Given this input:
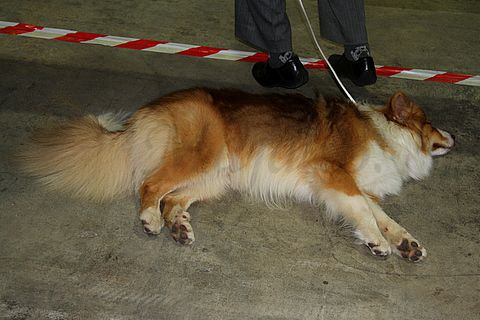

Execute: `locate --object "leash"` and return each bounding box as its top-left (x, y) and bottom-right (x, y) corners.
top-left (297, 0), bottom-right (357, 104)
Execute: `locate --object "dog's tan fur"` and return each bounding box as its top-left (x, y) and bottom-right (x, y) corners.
top-left (18, 88), bottom-right (455, 261)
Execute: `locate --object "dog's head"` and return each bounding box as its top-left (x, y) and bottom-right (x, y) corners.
top-left (377, 91), bottom-right (455, 181)
top-left (384, 91), bottom-right (455, 157)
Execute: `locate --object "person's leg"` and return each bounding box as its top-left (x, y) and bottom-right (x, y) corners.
top-left (235, 0), bottom-right (308, 89)
top-left (235, 0), bottom-right (292, 53)
top-left (317, 0), bottom-right (376, 86)
top-left (317, 0), bottom-right (368, 47)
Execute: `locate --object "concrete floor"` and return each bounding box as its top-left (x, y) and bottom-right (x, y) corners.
top-left (0, 1), bottom-right (479, 319)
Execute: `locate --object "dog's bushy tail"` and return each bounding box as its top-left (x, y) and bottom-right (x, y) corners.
top-left (18, 112), bottom-right (133, 202)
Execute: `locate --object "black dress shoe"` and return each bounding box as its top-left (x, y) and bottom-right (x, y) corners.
top-left (252, 55), bottom-right (309, 89)
top-left (328, 54), bottom-right (377, 87)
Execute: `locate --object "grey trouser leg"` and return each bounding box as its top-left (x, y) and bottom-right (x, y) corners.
top-left (317, 0), bottom-right (368, 45)
top-left (235, 0), bottom-right (369, 51)
top-left (235, 0), bottom-right (292, 53)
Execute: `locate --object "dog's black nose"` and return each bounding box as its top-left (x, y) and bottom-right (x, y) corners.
top-left (451, 134), bottom-right (456, 141)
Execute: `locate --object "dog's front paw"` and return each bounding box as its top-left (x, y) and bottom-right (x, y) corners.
top-left (366, 241), bottom-right (391, 257)
top-left (170, 212), bottom-right (195, 245)
top-left (355, 230), bottom-right (391, 257)
top-left (140, 207), bottom-right (164, 235)
top-left (394, 238), bottom-right (427, 262)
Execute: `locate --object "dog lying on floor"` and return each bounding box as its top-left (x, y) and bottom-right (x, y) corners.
top-left (19, 88), bottom-right (455, 262)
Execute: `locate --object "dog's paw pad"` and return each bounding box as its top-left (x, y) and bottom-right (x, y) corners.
top-left (396, 239), bottom-right (426, 262)
top-left (171, 212), bottom-right (195, 245)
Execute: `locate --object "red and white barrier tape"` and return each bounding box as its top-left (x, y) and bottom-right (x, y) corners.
top-left (1, 21), bottom-right (479, 87)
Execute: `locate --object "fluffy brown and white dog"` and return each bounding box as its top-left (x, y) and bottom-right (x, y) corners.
top-left (19, 88), bottom-right (455, 262)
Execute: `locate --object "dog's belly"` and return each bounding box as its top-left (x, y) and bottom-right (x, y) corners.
top-left (228, 148), bottom-right (315, 206)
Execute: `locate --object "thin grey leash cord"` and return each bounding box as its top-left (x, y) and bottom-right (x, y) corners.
top-left (297, 0), bottom-right (357, 104)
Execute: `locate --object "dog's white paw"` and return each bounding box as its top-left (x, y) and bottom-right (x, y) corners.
top-left (355, 230), bottom-right (392, 257)
top-left (365, 239), bottom-right (392, 257)
top-left (140, 207), bottom-right (163, 235)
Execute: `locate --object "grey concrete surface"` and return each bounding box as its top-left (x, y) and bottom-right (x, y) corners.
top-left (0, 1), bottom-right (479, 319)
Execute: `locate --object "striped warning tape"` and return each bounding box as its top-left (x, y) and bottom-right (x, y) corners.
top-left (1, 21), bottom-right (479, 87)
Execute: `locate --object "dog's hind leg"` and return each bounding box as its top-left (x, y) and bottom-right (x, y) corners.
top-left (366, 198), bottom-right (427, 262)
top-left (161, 171), bottom-right (229, 244)
top-left (136, 109), bottom-right (227, 236)
top-left (138, 152), bottom-right (211, 234)
top-left (138, 160), bottom-right (208, 235)
top-left (161, 194), bottom-right (196, 245)
top-left (138, 169), bottom-right (181, 235)
top-left (139, 148), bottom-right (229, 236)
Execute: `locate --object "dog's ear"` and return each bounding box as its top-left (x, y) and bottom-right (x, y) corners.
top-left (387, 91), bottom-right (414, 124)
top-left (386, 91), bottom-right (424, 125)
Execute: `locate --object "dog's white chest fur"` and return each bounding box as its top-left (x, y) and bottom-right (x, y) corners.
top-left (354, 141), bottom-right (403, 198)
